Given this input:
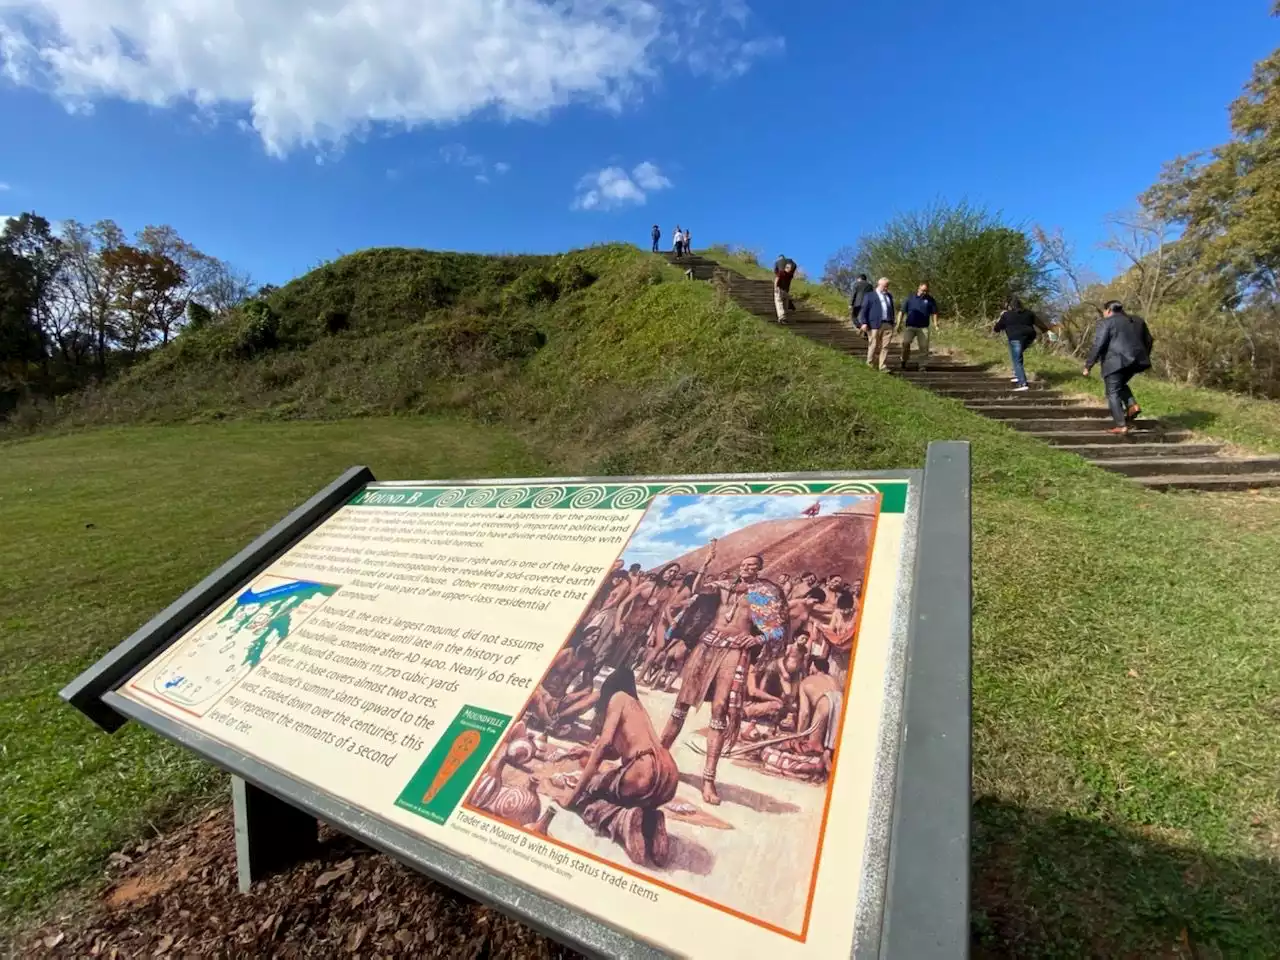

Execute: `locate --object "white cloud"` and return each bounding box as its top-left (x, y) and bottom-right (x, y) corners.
top-left (438, 143), bottom-right (507, 185)
top-left (440, 144), bottom-right (483, 170)
top-left (631, 160), bottom-right (671, 191)
top-left (0, 182), bottom-right (9, 191)
top-left (572, 160), bottom-right (671, 211)
top-left (0, 1), bottom-right (782, 157)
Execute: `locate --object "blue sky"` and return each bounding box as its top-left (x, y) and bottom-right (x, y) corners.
top-left (624, 494), bottom-right (873, 569)
top-left (0, 1), bottom-right (1275, 287)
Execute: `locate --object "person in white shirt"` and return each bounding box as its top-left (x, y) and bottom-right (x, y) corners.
top-left (672, 225), bottom-right (684, 259)
top-left (856, 277), bottom-right (896, 370)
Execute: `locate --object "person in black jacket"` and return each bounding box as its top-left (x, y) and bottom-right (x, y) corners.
top-left (848, 274), bottom-right (872, 334)
top-left (1083, 300), bottom-right (1154, 434)
top-left (992, 297), bottom-right (1049, 390)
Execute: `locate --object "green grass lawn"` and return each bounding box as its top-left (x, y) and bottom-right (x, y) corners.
top-left (4, 246), bottom-right (1280, 955)
top-left (0, 418), bottom-right (545, 928)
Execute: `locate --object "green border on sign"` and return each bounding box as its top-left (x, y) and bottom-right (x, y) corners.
top-left (350, 479), bottom-right (908, 514)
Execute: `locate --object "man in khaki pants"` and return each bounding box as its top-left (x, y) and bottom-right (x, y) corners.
top-left (857, 277), bottom-right (896, 370)
top-left (898, 282), bottom-right (939, 370)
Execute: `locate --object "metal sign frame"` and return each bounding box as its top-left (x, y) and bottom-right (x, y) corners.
top-left (63, 441), bottom-right (971, 959)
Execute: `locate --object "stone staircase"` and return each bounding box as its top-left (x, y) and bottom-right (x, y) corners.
top-left (666, 251), bottom-right (1280, 491)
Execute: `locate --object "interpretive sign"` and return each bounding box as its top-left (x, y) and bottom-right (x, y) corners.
top-left (65, 444), bottom-right (971, 960)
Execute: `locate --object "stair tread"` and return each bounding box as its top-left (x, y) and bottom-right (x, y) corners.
top-left (1135, 473), bottom-right (1280, 489)
top-left (1103, 456), bottom-right (1280, 467)
top-left (1069, 443), bottom-right (1223, 457)
top-left (1026, 431), bottom-right (1194, 443)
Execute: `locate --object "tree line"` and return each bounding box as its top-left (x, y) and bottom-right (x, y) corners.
top-left (1, 213), bottom-right (253, 411)
top-left (821, 3), bottom-right (1280, 398)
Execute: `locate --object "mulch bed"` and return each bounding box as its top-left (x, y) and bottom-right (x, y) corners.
top-left (12, 805), bottom-right (584, 959)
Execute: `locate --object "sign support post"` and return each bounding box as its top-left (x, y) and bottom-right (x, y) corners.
top-left (232, 775), bottom-right (321, 893)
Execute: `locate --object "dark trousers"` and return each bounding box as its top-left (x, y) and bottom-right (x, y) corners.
top-left (674, 241), bottom-right (684, 258)
top-left (652, 238), bottom-right (660, 252)
top-left (1103, 367), bottom-right (1139, 426)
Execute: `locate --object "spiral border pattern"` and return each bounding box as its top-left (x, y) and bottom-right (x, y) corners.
top-left (762, 482), bottom-right (810, 495)
top-left (656, 483), bottom-right (698, 496)
top-left (463, 487), bottom-right (498, 508)
top-left (353, 479), bottom-right (905, 511)
top-left (608, 485), bottom-right (651, 509)
top-left (568, 485), bottom-right (609, 509)
top-left (822, 482), bottom-right (880, 496)
top-left (530, 485), bottom-right (568, 509)
top-left (495, 486), bottom-right (531, 508)
top-left (705, 482), bottom-right (752, 495)
top-left (433, 487), bottom-right (467, 507)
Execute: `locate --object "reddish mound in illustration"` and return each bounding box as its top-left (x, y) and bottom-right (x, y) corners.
top-left (653, 504), bottom-right (877, 584)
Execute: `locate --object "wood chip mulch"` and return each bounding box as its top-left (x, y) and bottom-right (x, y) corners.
top-left (10, 805), bottom-right (586, 959)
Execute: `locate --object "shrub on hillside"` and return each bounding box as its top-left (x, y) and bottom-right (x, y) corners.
top-left (186, 302), bottom-right (213, 331)
top-left (426, 311), bottom-right (546, 372)
top-left (321, 308), bottom-right (350, 334)
top-left (235, 301), bottom-right (280, 356)
top-left (550, 258), bottom-right (597, 294)
top-left (263, 248), bottom-right (551, 337)
top-left (708, 244), bottom-right (761, 267)
top-left (503, 269), bottom-right (560, 310)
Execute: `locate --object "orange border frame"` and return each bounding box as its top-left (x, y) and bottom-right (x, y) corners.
top-left (461, 490), bottom-right (885, 943)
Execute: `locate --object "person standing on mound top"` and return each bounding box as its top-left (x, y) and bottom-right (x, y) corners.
top-left (773, 254), bottom-right (798, 324)
top-left (993, 296), bottom-right (1051, 391)
top-left (672, 224), bottom-right (684, 259)
top-left (1083, 300), bottom-right (1154, 435)
top-left (651, 224), bottom-right (661, 253)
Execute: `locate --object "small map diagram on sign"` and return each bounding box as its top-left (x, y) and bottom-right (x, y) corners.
top-left (143, 575), bottom-right (338, 716)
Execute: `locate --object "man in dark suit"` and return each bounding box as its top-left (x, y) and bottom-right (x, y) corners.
top-left (857, 277), bottom-right (895, 370)
top-left (848, 274), bottom-right (873, 334)
top-left (1083, 300), bottom-right (1155, 435)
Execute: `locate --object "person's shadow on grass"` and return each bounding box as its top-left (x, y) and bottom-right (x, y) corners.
top-left (972, 798), bottom-right (1280, 957)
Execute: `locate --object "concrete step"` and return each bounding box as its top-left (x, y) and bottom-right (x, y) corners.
top-left (898, 369), bottom-right (1030, 379)
top-left (961, 396), bottom-right (1083, 408)
top-left (1064, 442), bottom-right (1224, 461)
top-left (933, 384), bottom-right (1056, 396)
top-left (1023, 429), bottom-right (1195, 445)
top-left (1000, 418), bottom-right (1166, 434)
top-left (940, 391), bottom-right (1063, 403)
top-left (900, 376), bottom-right (1047, 389)
top-left (1136, 472), bottom-right (1280, 492)
top-left (1098, 456), bottom-right (1280, 478)
top-left (968, 404), bottom-right (1113, 420)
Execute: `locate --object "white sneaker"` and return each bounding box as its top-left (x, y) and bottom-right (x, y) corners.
top-left (1012, 385), bottom-right (1030, 392)
top-left (1009, 377), bottom-right (1020, 383)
